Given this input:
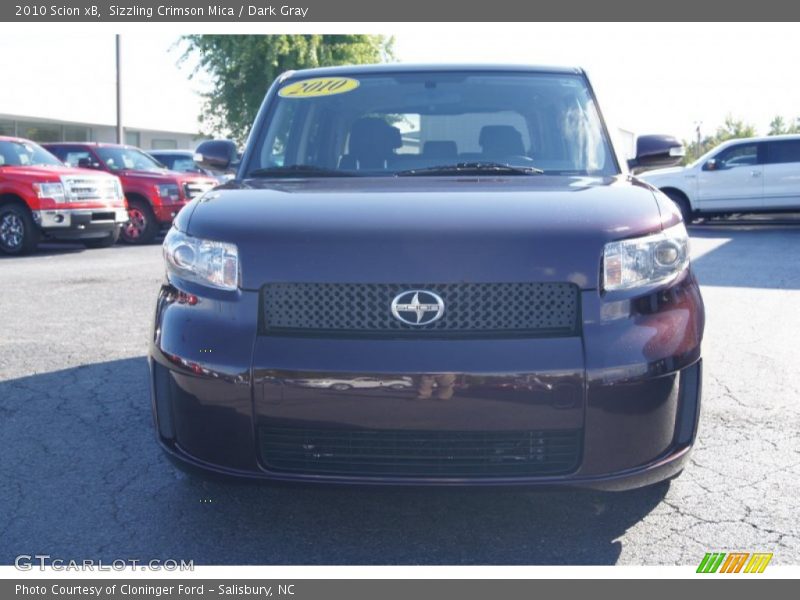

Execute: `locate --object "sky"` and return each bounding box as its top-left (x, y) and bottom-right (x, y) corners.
top-left (1, 23), bottom-right (799, 142)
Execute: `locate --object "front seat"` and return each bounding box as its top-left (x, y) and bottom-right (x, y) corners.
top-left (479, 125), bottom-right (525, 158)
top-left (340, 117), bottom-right (402, 170)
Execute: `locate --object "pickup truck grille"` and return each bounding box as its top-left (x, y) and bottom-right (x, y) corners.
top-left (261, 282), bottom-right (579, 337)
top-left (183, 180), bottom-right (215, 200)
top-left (259, 426), bottom-right (582, 478)
top-left (61, 176), bottom-right (119, 203)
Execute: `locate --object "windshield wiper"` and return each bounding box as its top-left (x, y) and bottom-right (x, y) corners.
top-left (395, 162), bottom-right (544, 176)
top-left (246, 165), bottom-right (358, 178)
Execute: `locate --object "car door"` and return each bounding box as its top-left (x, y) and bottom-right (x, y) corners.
top-left (696, 141), bottom-right (764, 211)
top-left (762, 139), bottom-right (800, 209)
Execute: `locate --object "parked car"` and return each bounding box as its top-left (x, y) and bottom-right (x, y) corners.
top-left (0, 136), bottom-right (127, 254)
top-left (149, 64), bottom-right (704, 490)
top-left (640, 134), bottom-right (800, 222)
top-left (44, 143), bottom-right (217, 244)
top-left (148, 149), bottom-right (234, 184)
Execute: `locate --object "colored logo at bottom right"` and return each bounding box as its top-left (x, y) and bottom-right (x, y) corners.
top-left (697, 552), bottom-right (773, 573)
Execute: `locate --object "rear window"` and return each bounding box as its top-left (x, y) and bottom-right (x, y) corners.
top-left (246, 71), bottom-right (617, 177)
top-left (766, 139), bottom-right (800, 164)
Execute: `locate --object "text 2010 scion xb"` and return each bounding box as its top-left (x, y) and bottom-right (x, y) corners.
top-left (149, 65), bottom-right (704, 490)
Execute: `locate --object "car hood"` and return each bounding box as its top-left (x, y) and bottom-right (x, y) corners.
top-left (182, 175), bottom-right (665, 291)
top-left (118, 169), bottom-right (216, 185)
top-left (0, 165), bottom-right (116, 182)
top-left (638, 166), bottom-right (686, 180)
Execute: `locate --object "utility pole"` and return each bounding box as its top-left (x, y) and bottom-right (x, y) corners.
top-left (115, 34), bottom-right (123, 144)
top-left (694, 121), bottom-right (702, 156)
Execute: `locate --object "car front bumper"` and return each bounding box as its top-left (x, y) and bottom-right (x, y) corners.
top-left (149, 271), bottom-right (704, 490)
top-left (33, 207), bottom-right (128, 238)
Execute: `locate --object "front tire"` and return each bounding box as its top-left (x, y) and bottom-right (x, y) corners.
top-left (82, 226), bottom-right (121, 249)
top-left (121, 199), bottom-right (158, 244)
top-left (662, 189), bottom-right (694, 224)
top-left (0, 204), bottom-right (40, 255)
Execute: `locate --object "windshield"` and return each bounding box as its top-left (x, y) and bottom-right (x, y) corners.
top-left (245, 71), bottom-right (617, 178)
top-left (95, 146), bottom-right (165, 172)
top-left (0, 140), bottom-right (63, 167)
top-left (155, 154), bottom-right (207, 174)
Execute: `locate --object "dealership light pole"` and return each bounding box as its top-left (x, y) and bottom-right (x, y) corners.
top-left (116, 34), bottom-right (123, 144)
top-left (694, 121), bottom-right (702, 156)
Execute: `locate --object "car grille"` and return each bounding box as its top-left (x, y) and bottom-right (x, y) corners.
top-left (259, 426), bottom-right (582, 478)
top-left (261, 282), bottom-right (579, 337)
top-left (61, 176), bottom-right (119, 203)
top-left (183, 180), bottom-right (215, 200)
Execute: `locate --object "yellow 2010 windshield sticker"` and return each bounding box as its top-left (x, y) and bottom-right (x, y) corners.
top-left (278, 77), bottom-right (360, 98)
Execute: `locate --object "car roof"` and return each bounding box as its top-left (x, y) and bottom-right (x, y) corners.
top-left (148, 150), bottom-right (194, 155)
top-left (0, 135), bottom-right (37, 144)
top-left (279, 63), bottom-right (584, 81)
top-left (43, 142), bottom-right (140, 150)
top-left (716, 133), bottom-right (800, 146)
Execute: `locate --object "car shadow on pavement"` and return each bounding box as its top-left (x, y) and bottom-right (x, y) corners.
top-left (0, 357), bottom-right (668, 566)
top-left (0, 242), bottom-right (89, 259)
top-left (690, 224), bottom-right (800, 289)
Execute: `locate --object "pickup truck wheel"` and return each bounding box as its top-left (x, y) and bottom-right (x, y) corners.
top-left (662, 189), bottom-right (694, 224)
top-left (82, 226), bottom-right (121, 249)
top-left (121, 199), bottom-right (158, 244)
top-left (0, 204), bottom-right (39, 255)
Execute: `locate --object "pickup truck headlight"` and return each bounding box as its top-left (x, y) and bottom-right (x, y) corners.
top-left (32, 182), bottom-right (66, 203)
top-left (603, 223), bottom-right (690, 291)
top-left (155, 183), bottom-right (181, 202)
top-left (114, 179), bottom-right (124, 201)
top-left (163, 228), bottom-right (239, 291)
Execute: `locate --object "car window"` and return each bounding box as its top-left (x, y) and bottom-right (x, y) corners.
top-left (171, 157), bottom-right (202, 172)
top-left (151, 155), bottom-right (175, 169)
top-left (766, 139), bottom-right (800, 164)
top-left (95, 147), bottom-right (165, 172)
top-left (0, 140), bottom-right (62, 167)
top-left (62, 150), bottom-right (94, 168)
top-left (249, 71), bottom-right (616, 177)
top-left (715, 143), bottom-right (759, 168)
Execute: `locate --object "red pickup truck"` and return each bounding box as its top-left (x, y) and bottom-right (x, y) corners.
top-left (0, 136), bottom-right (128, 255)
top-left (45, 143), bottom-right (218, 244)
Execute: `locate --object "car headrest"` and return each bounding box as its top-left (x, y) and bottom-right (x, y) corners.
top-left (348, 117), bottom-right (402, 158)
top-left (478, 125), bottom-right (525, 156)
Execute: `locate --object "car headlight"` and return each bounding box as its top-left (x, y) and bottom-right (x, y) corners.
top-left (155, 183), bottom-right (181, 202)
top-left (113, 178), bottom-right (124, 201)
top-left (32, 182), bottom-right (66, 203)
top-left (163, 228), bottom-right (239, 291)
top-left (603, 222), bottom-right (689, 291)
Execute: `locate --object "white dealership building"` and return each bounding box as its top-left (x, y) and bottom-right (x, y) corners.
top-left (0, 33), bottom-right (205, 150)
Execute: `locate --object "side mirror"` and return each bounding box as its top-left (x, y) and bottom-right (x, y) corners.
top-left (627, 134), bottom-right (685, 172)
top-left (702, 158), bottom-right (718, 171)
top-left (195, 139), bottom-right (238, 171)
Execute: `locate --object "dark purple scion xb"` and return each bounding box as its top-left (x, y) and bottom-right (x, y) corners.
top-left (150, 64), bottom-right (704, 490)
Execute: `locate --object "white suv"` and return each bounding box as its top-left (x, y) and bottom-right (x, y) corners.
top-left (640, 134), bottom-right (800, 222)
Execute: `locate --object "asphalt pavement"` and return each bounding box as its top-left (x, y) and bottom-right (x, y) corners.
top-left (1, 221), bottom-right (798, 565)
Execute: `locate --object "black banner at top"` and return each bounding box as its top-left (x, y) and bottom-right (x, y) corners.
top-left (2, 0), bottom-right (799, 22)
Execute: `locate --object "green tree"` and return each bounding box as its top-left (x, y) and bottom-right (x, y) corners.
top-left (767, 115), bottom-right (800, 135)
top-left (714, 115), bottom-right (757, 141)
top-left (180, 35), bottom-right (395, 143)
top-left (769, 115), bottom-right (787, 135)
top-left (680, 115), bottom-right (757, 164)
